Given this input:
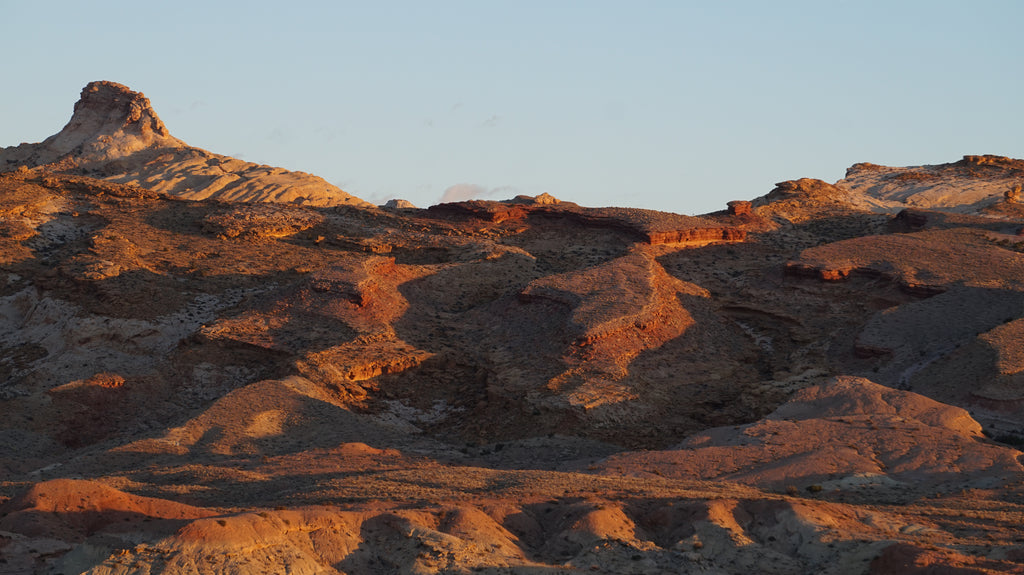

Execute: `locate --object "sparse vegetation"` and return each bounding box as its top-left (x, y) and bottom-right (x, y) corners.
top-left (1, 84), bottom-right (1024, 574)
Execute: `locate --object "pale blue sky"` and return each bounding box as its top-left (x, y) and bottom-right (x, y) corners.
top-left (2, 1), bottom-right (1021, 214)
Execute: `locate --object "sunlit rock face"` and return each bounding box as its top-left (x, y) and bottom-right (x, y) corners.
top-left (0, 81), bottom-right (371, 207)
top-left (2, 84), bottom-right (1024, 573)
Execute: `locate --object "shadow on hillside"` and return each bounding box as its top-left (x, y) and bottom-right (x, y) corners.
top-left (334, 511), bottom-right (577, 574)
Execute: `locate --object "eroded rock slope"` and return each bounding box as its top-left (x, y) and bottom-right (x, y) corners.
top-left (0, 82), bottom-right (370, 207)
top-left (3, 87), bottom-right (1024, 573)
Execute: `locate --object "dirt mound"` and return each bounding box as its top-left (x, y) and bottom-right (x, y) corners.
top-left (117, 376), bottom-right (415, 458)
top-left (0, 478), bottom-right (213, 541)
top-left (771, 376), bottom-right (983, 436)
top-left (869, 542), bottom-right (1024, 575)
top-left (593, 377), bottom-right (1022, 491)
top-left (24, 492), bottom-right (1024, 575)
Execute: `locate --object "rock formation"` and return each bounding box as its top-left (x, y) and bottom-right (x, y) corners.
top-left (383, 198), bottom-right (417, 209)
top-left (3, 87), bottom-right (1024, 572)
top-left (0, 81), bottom-right (371, 207)
top-left (836, 155), bottom-right (1024, 214)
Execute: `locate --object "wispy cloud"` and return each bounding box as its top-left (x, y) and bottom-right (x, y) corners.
top-left (439, 183), bottom-right (515, 204)
top-left (440, 183), bottom-right (487, 203)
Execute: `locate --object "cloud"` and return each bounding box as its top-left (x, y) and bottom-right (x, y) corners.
top-left (440, 183), bottom-right (487, 203)
top-left (439, 183), bottom-right (515, 204)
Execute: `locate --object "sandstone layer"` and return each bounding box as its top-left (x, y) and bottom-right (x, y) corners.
top-left (837, 155), bottom-right (1024, 214)
top-left (3, 89), bottom-right (1024, 572)
top-left (0, 82), bottom-right (370, 207)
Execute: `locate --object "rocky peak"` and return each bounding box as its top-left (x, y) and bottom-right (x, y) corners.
top-left (40, 81), bottom-right (183, 160)
top-left (0, 82), bottom-right (371, 207)
top-left (383, 198), bottom-right (417, 209)
top-left (75, 81), bottom-right (170, 137)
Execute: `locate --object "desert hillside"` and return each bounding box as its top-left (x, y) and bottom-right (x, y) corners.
top-left (2, 83), bottom-right (1024, 574)
top-left (0, 82), bottom-right (370, 208)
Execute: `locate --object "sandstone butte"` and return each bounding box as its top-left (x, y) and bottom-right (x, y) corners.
top-left (1, 82), bottom-right (1024, 574)
top-left (0, 81), bottom-right (371, 208)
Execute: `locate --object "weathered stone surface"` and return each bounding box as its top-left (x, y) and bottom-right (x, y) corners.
top-left (2, 92), bottom-right (1024, 573)
top-left (383, 198), bottom-right (417, 209)
top-left (595, 377), bottom-right (1021, 489)
top-left (429, 196), bottom-right (748, 245)
top-left (0, 82), bottom-right (371, 207)
top-left (727, 199), bottom-right (752, 215)
top-left (837, 155), bottom-right (1024, 214)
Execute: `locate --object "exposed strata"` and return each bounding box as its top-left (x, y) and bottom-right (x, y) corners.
top-left (521, 248), bottom-right (709, 409)
top-left (4, 87), bottom-right (1024, 572)
top-left (427, 196), bottom-right (750, 245)
top-left (3, 431), bottom-right (1023, 574)
top-left (750, 177), bottom-right (863, 224)
top-left (0, 82), bottom-right (371, 207)
top-left (837, 155), bottom-right (1024, 214)
top-left (785, 228), bottom-right (1024, 291)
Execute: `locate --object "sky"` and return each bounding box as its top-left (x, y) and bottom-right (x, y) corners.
top-left (2, 1), bottom-right (1022, 215)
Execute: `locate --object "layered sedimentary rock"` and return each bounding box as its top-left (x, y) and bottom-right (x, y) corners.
top-left (836, 155), bottom-right (1024, 214)
top-left (4, 86), bottom-right (1024, 572)
top-left (427, 195), bottom-right (751, 245)
top-left (0, 82), bottom-right (370, 207)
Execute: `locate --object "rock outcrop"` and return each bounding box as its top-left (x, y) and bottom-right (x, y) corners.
top-left (428, 196), bottom-right (749, 245)
top-left (14, 81), bottom-right (183, 165)
top-left (0, 82), bottom-right (371, 207)
top-left (521, 248), bottom-right (709, 409)
top-left (383, 198), bottom-right (417, 209)
top-left (837, 155), bottom-right (1024, 214)
top-left (785, 228), bottom-right (1024, 291)
top-left (5, 89), bottom-right (1024, 573)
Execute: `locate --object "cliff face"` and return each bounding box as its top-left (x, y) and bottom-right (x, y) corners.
top-left (0, 81), bottom-right (371, 207)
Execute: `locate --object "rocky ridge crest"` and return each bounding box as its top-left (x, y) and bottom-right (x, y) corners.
top-left (3, 86), bottom-right (1024, 572)
top-left (0, 81), bottom-right (370, 207)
